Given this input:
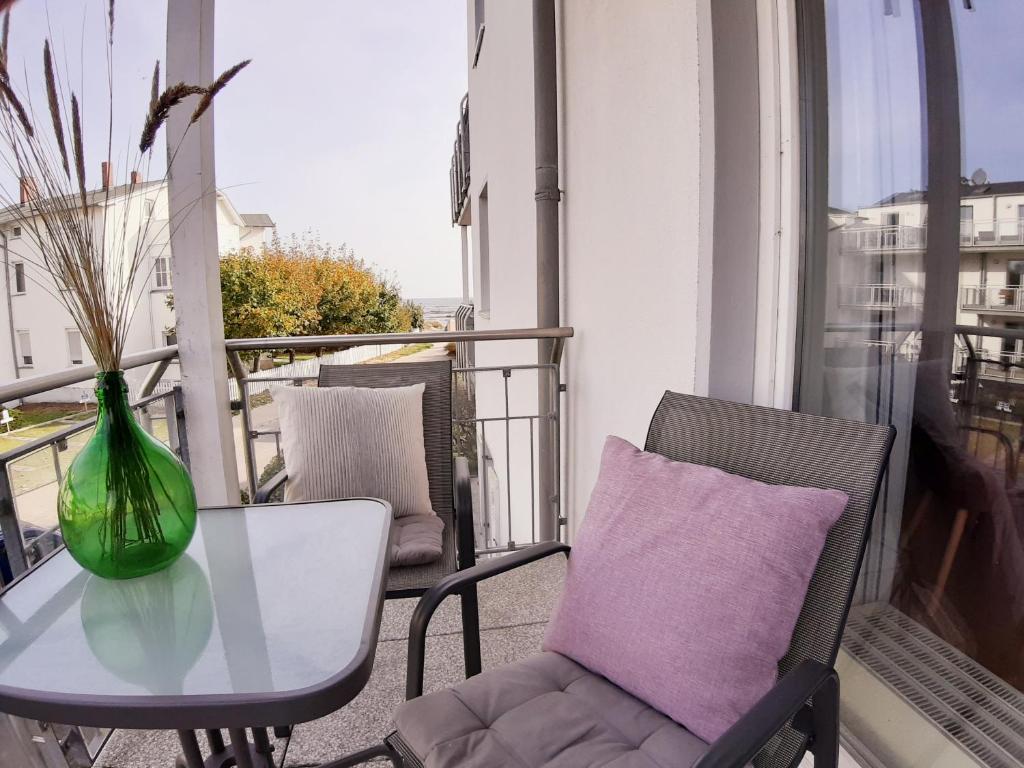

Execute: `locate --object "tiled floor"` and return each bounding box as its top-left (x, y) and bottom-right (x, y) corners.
top-left (96, 554), bottom-right (567, 767)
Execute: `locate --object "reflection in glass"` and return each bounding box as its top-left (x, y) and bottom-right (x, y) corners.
top-left (80, 555), bottom-right (213, 695)
top-left (799, 0), bottom-right (1024, 765)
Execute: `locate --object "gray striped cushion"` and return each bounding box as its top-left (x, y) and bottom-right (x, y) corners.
top-left (273, 384), bottom-right (435, 518)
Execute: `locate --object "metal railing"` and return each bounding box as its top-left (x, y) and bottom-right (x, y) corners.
top-left (225, 326), bottom-right (572, 551)
top-left (961, 284), bottom-right (1024, 313)
top-left (450, 94), bottom-right (470, 225)
top-left (839, 224), bottom-right (927, 252)
top-left (839, 283), bottom-right (919, 310)
top-left (0, 347), bottom-right (184, 587)
top-left (960, 218), bottom-right (1024, 247)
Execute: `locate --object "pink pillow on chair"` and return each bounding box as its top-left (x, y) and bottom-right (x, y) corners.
top-left (543, 436), bottom-right (848, 742)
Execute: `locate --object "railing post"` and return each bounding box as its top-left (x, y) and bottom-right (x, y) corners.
top-left (171, 387), bottom-right (191, 470)
top-left (0, 464), bottom-right (27, 579)
top-left (228, 351), bottom-right (258, 501)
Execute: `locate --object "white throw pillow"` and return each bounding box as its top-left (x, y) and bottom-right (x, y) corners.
top-left (273, 383), bottom-right (435, 517)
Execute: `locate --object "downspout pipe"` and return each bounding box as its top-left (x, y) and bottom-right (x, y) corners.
top-left (534, 0), bottom-right (561, 541)
top-left (2, 232), bottom-right (20, 400)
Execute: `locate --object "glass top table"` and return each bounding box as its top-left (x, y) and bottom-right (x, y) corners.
top-left (0, 498), bottom-right (392, 734)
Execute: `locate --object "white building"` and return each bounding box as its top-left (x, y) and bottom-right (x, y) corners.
top-left (830, 180), bottom-right (1024, 368)
top-left (0, 172), bottom-right (272, 402)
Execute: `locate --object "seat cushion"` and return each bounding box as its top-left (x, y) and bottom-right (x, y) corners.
top-left (392, 652), bottom-right (711, 768)
top-left (273, 383), bottom-right (434, 517)
top-left (391, 514), bottom-right (445, 566)
top-left (543, 436), bottom-right (847, 742)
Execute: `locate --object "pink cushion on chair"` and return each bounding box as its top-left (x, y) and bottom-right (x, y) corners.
top-left (543, 435), bottom-right (848, 743)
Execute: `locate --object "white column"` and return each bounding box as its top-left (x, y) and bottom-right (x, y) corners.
top-left (166, 0), bottom-right (240, 506)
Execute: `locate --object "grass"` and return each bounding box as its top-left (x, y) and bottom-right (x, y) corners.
top-left (3, 403), bottom-right (95, 430)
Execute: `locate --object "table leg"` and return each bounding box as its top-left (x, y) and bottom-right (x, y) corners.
top-left (176, 731), bottom-right (205, 768)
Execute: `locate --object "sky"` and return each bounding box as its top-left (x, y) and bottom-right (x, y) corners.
top-left (826, 0), bottom-right (1024, 211)
top-left (3, 0), bottom-right (468, 299)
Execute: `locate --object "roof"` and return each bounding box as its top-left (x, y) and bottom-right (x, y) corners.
top-left (873, 179), bottom-right (1024, 207)
top-left (0, 180), bottom-right (164, 223)
top-left (241, 213), bottom-right (275, 228)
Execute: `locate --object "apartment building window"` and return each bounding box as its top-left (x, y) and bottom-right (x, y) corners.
top-left (144, 199), bottom-right (155, 218)
top-left (66, 329), bottom-right (84, 365)
top-left (163, 330), bottom-right (177, 346)
top-left (16, 330), bottom-right (32, 367)
top-left (154, 255), bottom-right (172, 289)
top-left (12, 262), bottom-right (25, 294)
top-left (10, 225), bottom-right (20, 239)
top-left (477, 185), bottom-right (490, 314)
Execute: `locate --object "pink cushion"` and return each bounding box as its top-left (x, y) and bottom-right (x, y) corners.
top-left (543, 435), bottom-right (848, 743)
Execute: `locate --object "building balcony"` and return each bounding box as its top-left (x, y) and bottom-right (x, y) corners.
top-left (450, 94), bottom-right (470, 226)
top-left (838, 283), bottom-right (919, 311)
top-left (960, 218), bottom-right (1024, 248)
top-left (960, 284), bottom-right (1024, 314)
top-left (839, 224), bottom-right (927, 252)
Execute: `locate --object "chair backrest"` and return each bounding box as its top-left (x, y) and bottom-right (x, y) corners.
top-left (318, 359), bottom-right (454, 513)
top-left (645, 392), bottom-right (894, 767)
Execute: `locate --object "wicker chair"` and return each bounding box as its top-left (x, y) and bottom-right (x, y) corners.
top-left (367, 392), bottom-right (894, 768)
top-left (254, 359), bottom-right (481, 676)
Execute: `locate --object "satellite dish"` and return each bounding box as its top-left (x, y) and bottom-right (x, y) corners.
top-left (970, 168), bottom-right (988, 186)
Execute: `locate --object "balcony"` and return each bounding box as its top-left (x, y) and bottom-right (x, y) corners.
top-left (449, 95), bottom-right (470, 226)
top-left (0, 327), bottom-right (569, 766)
top-left (838, 283), bottom-right (919, 311)
top-left (839, 224), bottom-right (927, 252)
top-left (960, 284), bottom-right (1024, 314)
top-left (960, 218), bottom-right (1024, 248)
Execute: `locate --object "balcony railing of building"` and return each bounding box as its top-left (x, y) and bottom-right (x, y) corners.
top-left (960, 285), bottom-right (1024, 313)
top-left (226, 326), bottom-right (570, 554)
top-left (0, 327), bottom-right (571, 592)
top-left (960, 218), bottom-right (1024, 248)
top-left (839, 283), bottom-right (920, 310)
top-left (954, 346), bottom-right (1024, 383)
top-left (450, 94), bottom-right (470, 225)
top-left (840, 224), bottom-right (927, 252)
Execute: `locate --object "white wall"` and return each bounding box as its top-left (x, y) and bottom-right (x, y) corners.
top-left (464, 0), bottom-right (545, 547)
top-left (560, 0), bottom-right (704, 533)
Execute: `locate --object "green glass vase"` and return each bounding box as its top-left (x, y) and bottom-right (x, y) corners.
top-left (58, 371), bottom-right (198, 580)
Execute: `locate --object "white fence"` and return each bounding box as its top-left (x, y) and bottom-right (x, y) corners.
top-left (227, 343), bottom-right (407, 400)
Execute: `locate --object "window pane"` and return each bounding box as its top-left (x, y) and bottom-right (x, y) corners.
top-left (67, 329), bottom-right (83, 365)
top-left (13, 262), bottom-right (25, 293)
top-left (17, 330), bottom-right (31, 365)
top-left (798, 1), bottom-right (1024, 764)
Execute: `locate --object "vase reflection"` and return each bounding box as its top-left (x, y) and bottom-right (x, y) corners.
top-left (80, 554), bottom-right (213, 695)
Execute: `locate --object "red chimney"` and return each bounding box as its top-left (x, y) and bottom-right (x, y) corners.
top-left (101, 161), bottom-right (113, 190)
top-left (19, 176), bottom-right (37, 204)
top-left (130, 170), bottom-right (142, 185)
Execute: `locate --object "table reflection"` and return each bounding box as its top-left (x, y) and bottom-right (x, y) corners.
top-left (80, 554), bottom-right (213, 695)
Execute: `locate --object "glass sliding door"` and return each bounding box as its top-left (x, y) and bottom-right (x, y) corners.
top-left (796, 1), bottom-right (1024, 765)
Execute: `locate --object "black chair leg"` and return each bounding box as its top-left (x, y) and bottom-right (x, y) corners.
top-left (811, 673), bottom-right (840, 768)
top-left (461, 584), bottom-right (482, 678)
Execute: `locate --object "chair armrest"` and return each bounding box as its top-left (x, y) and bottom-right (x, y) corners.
top-left (253, 469), bottom-right (288, 504)
top-left (454, 456), bottom-right (476, 569)
top-left (406, 540), bottom-right (571, 699)
top-left (694, 660), bottom-right (839, 768)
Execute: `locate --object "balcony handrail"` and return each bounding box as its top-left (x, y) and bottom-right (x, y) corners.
top-left (0, 345), bottom-right (178, 405)
top-left (224, 326), bottom-right (574, 355)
